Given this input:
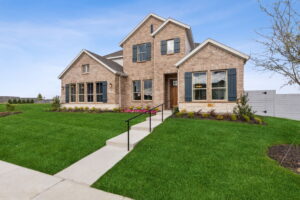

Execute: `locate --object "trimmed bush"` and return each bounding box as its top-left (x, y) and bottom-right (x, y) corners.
top-left (84, 107), bottom-right (89, 111)
top-left (173, 106), bottom-right (179, 114)
top-left (6, 103), bottom-right (15, 112)
top-left (91, 107), bottom-right (97, 112)
top-left (129, 106), bottom-right (134, 110)
top-left (74, 107), bottom-right (79, 111)
top-left (230, 114), bottom-right (237, 121)
top-left (136, 106), bottom-right (142, 110)
top-left (61, 107), bottom-right (67, 111)
top-left (181, 109), bottom-right (187, 114)
top-left (187, 112), bottom-right (194, 118)
top-left (254, 117), bottom-right (263, 124)
top-left (113, 108), bottom-right (121, 112)
top-left (242, 114), bottom-right (250, 122)
top-left (175, 112), bottom-right (184, 117)
top-left (216, 115), bottom-right (224, 120)
top-left (201, 113), bottom-right (210, 118)
top-left (51, 96), bottom-right (60, 111)
top-left (67, 107), bottom-right (73, 112)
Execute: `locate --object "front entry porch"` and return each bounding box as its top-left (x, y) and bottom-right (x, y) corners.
top-left (164, 73), bottom-right (178, 109)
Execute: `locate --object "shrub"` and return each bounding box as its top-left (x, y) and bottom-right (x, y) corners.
top-left (254, 117), bottom-right (263, 124)
top-left (26, 99), bottom-right (30, 104)
top-left (155, 107), bottom-right (160, 112)
top-left (61, 107), bottom-right (67, 112)
top-left (17, 99), bottom-right (21, 104)
top-left (8, 99), bottom-right (12, 104)
top-left (129, 106), bottom-right (134, 110)
top-left (187, 112), bottom-right (194, 118)
top-left (84, 107), bottom-right (89, 112)
top-left (91, 107), bottom-right (97, 112)
top-left (6, 103), bottom-right (15, 112)
top-left (223, 112), bottom-right (231, 120)
top-left (30, 99), bottom-right (34, 103)
top-left (181, 109), bottom-right (187, 114)
top-left (12, 99), bottom-right (17, 104)
top-left (51, 96), bottom-right (60, 111)
top-left (67, 107), bottom-right (73, 112)
top-left (74, 107), bottom-right (79, 112)
top-left (173, 106), bottom-right (179, 114)
top-left (175, 112), bottom-right (184, 117)
top-left (79, 107), bottom-right (84, 111)
top-left (230, 114), bottom-right (237, 121)
top-left (216, 115), bottom-right (224, 120)
top-left (201, 113), bottom-right (210, 118)
top-left (145, 105), bottom-right (150, 110)
top-left (113, 108), bottom-right (121, 112)
top-left (234, 94), bottom-right (255, 119)
top-left (209, 109), bottom-right (217, 117)
top-left (136, 106), bottom-right (142, 110)
top-left (96, 108), bottom-right (102, 113)
top-left (242, 114), bottom-right (250, 122)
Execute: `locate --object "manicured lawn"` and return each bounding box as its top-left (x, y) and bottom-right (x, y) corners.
top-left (0, 104), bottom-right (145, 174)
top-left (93, 117), bottom-right (300, 200)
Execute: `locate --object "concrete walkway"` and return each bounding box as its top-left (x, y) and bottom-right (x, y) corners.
top-left (55, 110), bottom-right (172, 185)
top-left (0, 110), bottom-right (172, 199)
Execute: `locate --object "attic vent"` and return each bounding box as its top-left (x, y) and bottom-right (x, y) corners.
top-left (150, 24), bottom-right (154, 33)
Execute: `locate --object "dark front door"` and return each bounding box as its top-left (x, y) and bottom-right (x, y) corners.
top-left (170, 79), bottom-right (178, 108)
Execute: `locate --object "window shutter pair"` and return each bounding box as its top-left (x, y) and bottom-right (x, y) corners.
top-left (174, 38), bottom-right (180, 53)
top-left (184, 69), bottom-right (237, 102)
top-left (65, 84), bottom-right (70, 103)
top-left (146, 42), bottom-right (151, 61)
top-left (102, 81), bottom-right (107, 103)
top-left (132, 45), bottom-right (137, 62)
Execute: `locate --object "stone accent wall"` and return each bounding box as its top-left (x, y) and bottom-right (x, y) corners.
top-left (60, 52), bottom-right (120, 106)
top-left (179, 102), bottom-right (236, 113)
top-left (178, 43), bottom-right (245, 113)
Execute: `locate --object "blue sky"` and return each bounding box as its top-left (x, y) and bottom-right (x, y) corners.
top-left (0, 0), bottom-right (299, 98)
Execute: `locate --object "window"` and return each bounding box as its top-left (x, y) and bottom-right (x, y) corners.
top-left (212, 71), bottom-right (227, 100)
top-left (133, 80), bottom-right (141, 100)
top-left (144, 80), bottom-right (152, 100)
top-left (137, 43), bottom-right (147, 62)
top-left (78, 83), bottom-right (84, 102)
top-left (150, 24), bottom-right (154, 33)
top-left (82, 64), bottom-right (90, 73)
top-left (167, 39), bottom-right (174, 54)
top-left (96, 82), bottom-right (103, 102)
top-left (70, 84), bottom-right (76, 102)
top-left (87, 83), bottom-right (94, 102)
top-left (193, 72), bottom-right (207, 100)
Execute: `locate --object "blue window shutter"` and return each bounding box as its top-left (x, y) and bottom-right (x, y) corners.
top-left (174, 38), bottom-right (180, 53)
top-left (228, 68), bottom-right (237, 101)
top-left (146, 42), bottom-right (151, 61)
top-left (102, 81), bottom-right (107, 103)
top-left (132, 45), bottom-right (137, 62)
top-left (161, 40), bottom-right (167, 55)
top-left (184, 72), bottom-right (192, 102)
top-left (65, 84), bottom-right (69, 103)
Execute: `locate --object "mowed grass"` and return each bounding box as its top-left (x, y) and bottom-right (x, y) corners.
top-left (0, 104), bottom-right (145, 174)
top-left (94, 117), bottom-right (300, 200)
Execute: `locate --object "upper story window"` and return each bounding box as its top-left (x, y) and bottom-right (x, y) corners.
top-left (212, 71), bottom-right (227, 100)
top-left (132, 80), bottom-right (141, 100)
top-left (161, 38), bottom-right (180, 55)
top-left (82, 64), bottom-right (90, 74)
top-left (132, 43), bottom-right (151, 62)
top-left (193, 72), bottom-right (207, 100)
top-left (150, 24), bottom-right (154, 33)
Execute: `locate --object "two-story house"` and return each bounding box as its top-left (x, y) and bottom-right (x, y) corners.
top-left (58, 13), bottom-right (249, 112)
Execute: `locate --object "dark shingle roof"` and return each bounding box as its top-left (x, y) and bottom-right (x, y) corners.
top-left (104, 50), bottom-right (123, 58)
top-left (86, 50), bottom-right (124, 74)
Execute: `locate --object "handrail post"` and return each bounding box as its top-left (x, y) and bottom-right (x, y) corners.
top-left (162, 104), bottom-right (164, 122)
top-left (149, 110), bottom-right (152, 132)
top-left (127, 121), bottom-right (130, 151)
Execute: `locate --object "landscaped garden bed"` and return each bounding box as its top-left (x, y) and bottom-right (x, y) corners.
top-left (268, 144), bottom-right (300, 174)
top-left (0, 111), bottom-right (22, 117)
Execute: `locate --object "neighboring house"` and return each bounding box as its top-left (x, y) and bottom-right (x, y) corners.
top-left (58, 13), bottom-right (249, 112)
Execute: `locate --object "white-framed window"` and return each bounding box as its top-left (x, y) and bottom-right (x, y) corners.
top-left (78, 83), bottom-right (84, 102)
top-left (133, 80), bottom-right (141, 100)
top-left (212, 70), bottom-right (227, 100)
top-left (70, 84), bottom-right (76, 102)
top-left (143, 80), bottom-right (152, 100)
top-left (87, 82), bottom-right (94, 102)
top-left (167, 39), bottom-right (174, 54)
top-left (82, 64), bottom-right (90, 73)
top-left (192, 72), bottom-right (207, 100)
top-left (137, 44), bottom-right (147, 62)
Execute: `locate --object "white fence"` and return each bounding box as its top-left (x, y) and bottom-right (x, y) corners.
top-left (246, 90), bottom-right (300, 121)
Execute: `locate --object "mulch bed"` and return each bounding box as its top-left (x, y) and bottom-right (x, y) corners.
top-left (268, 144), bottom-right (300, 174)
top-left (0, 112), bottom-right (22, 117)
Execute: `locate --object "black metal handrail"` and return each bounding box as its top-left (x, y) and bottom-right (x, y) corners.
top-left (125, 104), bottom-right (164, 151)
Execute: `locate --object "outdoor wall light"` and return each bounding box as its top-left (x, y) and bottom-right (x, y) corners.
top-left (109, 83), bottom-right (113, 88)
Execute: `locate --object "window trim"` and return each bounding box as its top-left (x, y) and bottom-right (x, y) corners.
top-left (82, 64), bottom-right (90, 74)
top-left (137, 43), bottom-right (147, 62)
top-left (78, 83), bottom-right (85, 102)
top-left (211, 70), bottom-right (228, 101)
top-left (143, 79), bottom-right (153, 101)
top-left (70, 83), bottom-right (76, 102)
top-left (132, 80), bottom-right (142, 101)
top-left (96, 82), bottom-right (104, 102)
top-left (87, 82), bottom-right (94, 102)
top-left (166, 39), bottom-right (175, 54)
top-left (192, 71), bottom-right (207, 101)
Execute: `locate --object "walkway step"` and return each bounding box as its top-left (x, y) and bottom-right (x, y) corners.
top-left (106, 130), bottom-right (149, 149)
top-left (55, 146), bottom-right (128, 185)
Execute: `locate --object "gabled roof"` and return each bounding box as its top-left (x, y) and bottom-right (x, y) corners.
top-left (58, 49), bottom-right (126, 79)
top-left (151, 18), bottom-right (194, 49)
top-left (104, 50), bottom-right (123, 59)
top-left (119, 13), bottom-right (165, 46)
top-left (175, 39), bottom-right (250, 67)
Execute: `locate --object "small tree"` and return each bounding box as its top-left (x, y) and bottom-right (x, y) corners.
top-left (233, 94), bottom-right (255, 119)
top-left (12, 99), bottom-right (17, 104)
top-left (6, 103), bottom-right (15, 112)
top-left (21, 99), bottom-right (26, 104)
top-left (51, 96), bottom-right (60, 111)
top-left (17, 99), bottom-right (21, 104)
top-left (37, 93), bottom-right (43, 101)
top-left (26, 99), bottom-right (30, 104)
top-left (30, 99), bottom-right (34, 103)
top-left (8, 99), bottom-right (12, 104)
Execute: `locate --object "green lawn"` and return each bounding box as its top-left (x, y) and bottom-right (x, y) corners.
top-left (93, 117), bottom-right (300, 200)
top-left (0, 104), bottom-right (145, 174)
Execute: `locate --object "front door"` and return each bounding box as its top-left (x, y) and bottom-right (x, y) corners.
top-left (170, 79), bottom-right (178, 108)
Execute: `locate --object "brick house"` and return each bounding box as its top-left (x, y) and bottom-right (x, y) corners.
top-left (58, 13), bottom-right (249, 112)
